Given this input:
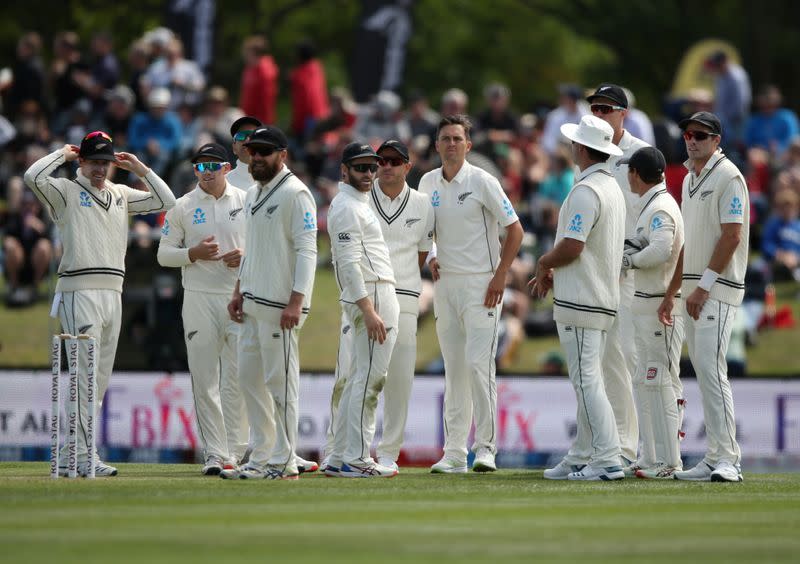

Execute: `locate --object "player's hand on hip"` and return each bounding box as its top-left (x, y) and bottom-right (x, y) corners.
top-left (657, 296), bottom-right (675, 326)
top-left (63, 144), bottom-right (80, 162)
top-left (280, 303), bottom-right (301, 330)
top-left (189, 235), bottom-right (220, 262)
top-left (685, 287), bottom-right (709, 321)
top-left (428, 257), bottom-right (440, 281)
top-left (484, 272), bottom-right (505, 308)
top-left (364, 310), bottom-right (387, 344)
top-left (228, 292), bottom-right (244, 323)
top-left (220, 248), bottom-right (243, 268)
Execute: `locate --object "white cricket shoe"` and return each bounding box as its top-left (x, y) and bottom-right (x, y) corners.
top-left (81, 460), bottom-right (118, 477)
top-left (635, 464), bottom-right (679, 479)
top-left (472, 448), bottom-right (497, 473)
top-left (377, 457), bottom-right (399, 473)
top-left (323, 464), bottom-right (342, 477)
top-left (567, 464), bottom-right (624, 481)
top-left (340, 460), bottom-right (398, 478)
top-left (201, 455), bottom-right (224, 476)
top-left (673, 461), bottom-right (715, 482)
top-left (710, 461), bottom-right (743, 483)
top-left (295, 455), bottom-right (319, 474)
top-left (430, 458), bottom-right (468, 474)
top-left (543, 460), bottom-right (585, 480)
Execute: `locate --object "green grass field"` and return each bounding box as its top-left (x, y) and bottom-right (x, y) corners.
top-left (1, 463), bottom-right (799, 563)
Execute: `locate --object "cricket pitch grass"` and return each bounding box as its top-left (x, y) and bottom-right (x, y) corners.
top-left (1, 463), bottom-right (799, 563)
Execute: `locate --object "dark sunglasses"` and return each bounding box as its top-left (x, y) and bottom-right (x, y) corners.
top-left (590, 103), bottom-right (625, 115)
top-left (349, 163), bottom-right (378, 173)
top-left (378, 157), bottom-right (406, 167)
top-left (246, 145), bottom-right (280, 157)
top-left (683, 130), bottom-right (719, 141)
top-left (233, 129), bottom-right (256, 142)
top-left (194, 162), bottom-right (227, 172)
top-left (84, 130), bottom-right (113, 143)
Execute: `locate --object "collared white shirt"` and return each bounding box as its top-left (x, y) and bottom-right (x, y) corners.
top-left (226, 159), bottom-right (255, 190)
top-left (608, 129), bottom-right (650, 236)
top-left (418, 160), bottom-right (518, 275)
top-left (158, 181), bottom-right (247, 294)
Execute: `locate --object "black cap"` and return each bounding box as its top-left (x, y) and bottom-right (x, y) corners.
top-left (679, 111), bottom-right (722, 135)
top-left (191, 142), bottom-right (228, 163)
top-left (619, 147), bottom-right (666, 180)
top-left (230, 115), bottom-right (262, 137)
top-left (244, 126), bottom-right (288, 149)
top-left (377, 139), bottom-right (409, 161)
top-left (79, 131), bottom-right (115, 162)
top-left (586, 83), bottom-right (628, 108)
top-left (342, 142), bottom-right (379, 164)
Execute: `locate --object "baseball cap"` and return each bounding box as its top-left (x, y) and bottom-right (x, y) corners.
top-left (679, 111), bottom-right (722, 135)
top-left (586, 83), bottom-right (628, 108)
top-left (230, 115), bottom-right (262, 137)
top-left (342, 142), bottom-right (379, 164)
top-left (244, 126), bottom-right (288, 149)
top-left (191, 142), bottom-right (228, 163)
top-left (377, 139), bottom-right (409, 161)
top-left (619, 147), bottom-right (666, 180)
top-left (79, 131), bottom-right (116, 161)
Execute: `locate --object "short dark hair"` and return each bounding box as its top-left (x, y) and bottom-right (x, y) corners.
top-left (631, 166), bottom-right (662, 184)
top-left (437, 114), bottom-right (472, 140)
top-left (584, 145), bottom-right (610, 163)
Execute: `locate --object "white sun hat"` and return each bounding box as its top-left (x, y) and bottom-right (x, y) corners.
top-left (560, 115), bottom-right (623, 156)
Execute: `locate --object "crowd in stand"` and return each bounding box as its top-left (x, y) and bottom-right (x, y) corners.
top-left (2, 28), bottom-right (799, 371)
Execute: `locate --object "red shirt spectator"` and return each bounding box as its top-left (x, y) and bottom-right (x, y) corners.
top-left (290, 40), bottom-right (330, 140)
top-left (239, 35), bottom-right (278, 125)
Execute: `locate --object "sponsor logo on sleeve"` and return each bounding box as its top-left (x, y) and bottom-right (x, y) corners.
top-left (729, 196), bottom-right (743, 216)
top-left (303, 211), bottom-right (316, 231)
top-left (567, 213), bottom-right (583, 234)
top-left (650, 215), bottom-right (663, 231)
top-left (161, 219), bottom-right (170, 235)
top-left (503, 198), bottom-right (515, 217)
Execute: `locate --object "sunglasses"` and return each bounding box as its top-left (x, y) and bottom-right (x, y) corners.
top-left (246, 145), bottom-right (280, 157)
top-left (84, 130), bottom-right (113, 143)
top-left (194, 162), bottom-right (227, 173)
top-left (378, 157), bottom-right (406, 167)
top-left (233, 129), bottom-right (256, 142)
top-left (683, 130), bottom-right (719, 141)
top-left (590, 104), bottom-right (626, 115)
top-left (349, 163), bottom-right (378, 173)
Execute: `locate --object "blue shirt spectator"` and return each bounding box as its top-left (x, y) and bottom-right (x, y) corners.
top-left (745, 85), bottom-right (800, 158)
top-left (127, 87), bottom-right (183, 175)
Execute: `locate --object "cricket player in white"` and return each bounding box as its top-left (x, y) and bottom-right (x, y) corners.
top-left (24, 131), bottom-right (176, 476)
top-left (226, 115), bottom-right (261, 190)
top-left (419, 115), bottom-right (524, 474)
top-left (157, 142), bottom-right (249, 475)
top-left (617, 147), bottom-right (685, 479)
top-left (663, 112), bottom-right (748, 483)
top-left (322, 140), bottom-right (434, 473)
top-left (532, 116), bottom-right (626, 481)
top-left (587, 84), bottom-right (648, 469)
top-left (325, 142), bottom-right (399, 478)
top-left (222, 126), bottom-right (317, 480)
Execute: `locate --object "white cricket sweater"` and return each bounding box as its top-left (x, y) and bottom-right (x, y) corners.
top-left (238, 165), bottom-right (317, 318)
top-left (328, 182), bottom-right (395, 303)
top-left (24, 148), bottom-right (176, 293)
top-left (225, 159), bottom-right (255, 190)
top-left (418, 160), bottom-right (519, 275)
top-left (608, 129), bottom-right (650, 237)
top-left (681, 151), bottom-right (750, 306)
top-left (629, 183), bottom-right (685, 314)
top-left (157, 182), bottom-right (247, 294)
top-left (553, 163), bottom-right (626, 330)
top-left (369, 181), bottom-right (434, 314)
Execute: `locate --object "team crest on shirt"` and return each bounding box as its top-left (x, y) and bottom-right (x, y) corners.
top-left (567, 213), bottom-right (583, 233)
top-left (161, 219), bottom-right (170, 235)
top-left (503, 198), bottom-right (514, 217)
top-left (431, 190), bottom-right (440, 207)
top-left (229, 207), bottom-right (243, 220)
top-left (266, 205), bottom-right (279, 215)
top-left (457, 191), bottom-right (472, 204)
top-left (303, 211), bottom-right (316, 231)
top-left (700, 190), bottom-right (714, 201)
top-left (729, 197), bottom-right (743, 216)
top-left (116, 197), bottom-right (124, 208)
top-left (650, 216), bottom-right (663, 231)
top-left (405, 217), bottom-right (421, 227)
top-left (79, 191), bottom-right (92, 207)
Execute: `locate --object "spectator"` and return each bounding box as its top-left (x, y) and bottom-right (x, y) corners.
top-left (475, 82), bottom-right (519, 152)
top-left (704, 50), bottom-right (751, 149)
top-left (745, 85), bottom-right (800, 159)
top-left (5, 32), bottom-right (46, 117)
top-left (143, 37), bottom-right (206, 110)
top-left (50, 31), bottom-right (88, 135)
top-left (128, 87), bottom-right (183, 176)
top-left (440, 87), bottom-right (469, 119)
top-left (541, 83), bottom-right (589, 155)
top-left (622, 87), bottom-right (655, 146)
top-left (398, 88), bottom-right (439, 151)
top-left (289, 39), bottom-right (330, 143)
top-left (239, 35), bottom-right (279, 125)
top-left (761, 189), bottom-right (800, 282)
top-left (95, 85), bottom-right (136, 147)
top-left (75, 30), bottom-right (120, 112)
top-left (127, 40), bottom-right (151, 112)
top-left (200, 86), bottom-right (243, 144)
top-left (354, 90), bottom-right (403, 145)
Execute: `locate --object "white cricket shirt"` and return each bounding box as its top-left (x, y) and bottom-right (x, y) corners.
top-left (608, 129), bottom-right (650, 236)
top-left (157, 181), bottom-right (247, 294)
top-left (226, 159), bottom-right (255, 190)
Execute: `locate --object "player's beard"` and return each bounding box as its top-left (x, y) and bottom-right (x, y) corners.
top-left (250, 159), bottom-right (280, 183)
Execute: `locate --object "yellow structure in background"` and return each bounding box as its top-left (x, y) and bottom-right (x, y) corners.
top-left (670, 38), bottom-right (743, 100)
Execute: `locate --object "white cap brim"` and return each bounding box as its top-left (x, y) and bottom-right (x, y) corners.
top-left (560, 123), bottom-right (623, 156)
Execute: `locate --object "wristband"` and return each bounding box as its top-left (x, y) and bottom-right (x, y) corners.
top-left (697, 268), bottom-right (719, 292)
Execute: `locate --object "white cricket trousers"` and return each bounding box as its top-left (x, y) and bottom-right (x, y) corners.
top-left (434, 272), bottom-right (500, 462)
top-left (324, 308), bottom-right (417, 463)
top-left (238, 307), bottom-right (305, 473)
top-left (57, 289), bottom-right (120, 463)
top-left (559, 323), bottom-right (622, 469)
top-left (632, 311), bottom-right (685, 469)
top-left (685, 298), bottom-right (741, 467)
top-left (330, 282), bottom-right (399, 466)
top-left (182, 290), bottom-right (248, 463)
top-left (601, 275), bottom-right (639, 462)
